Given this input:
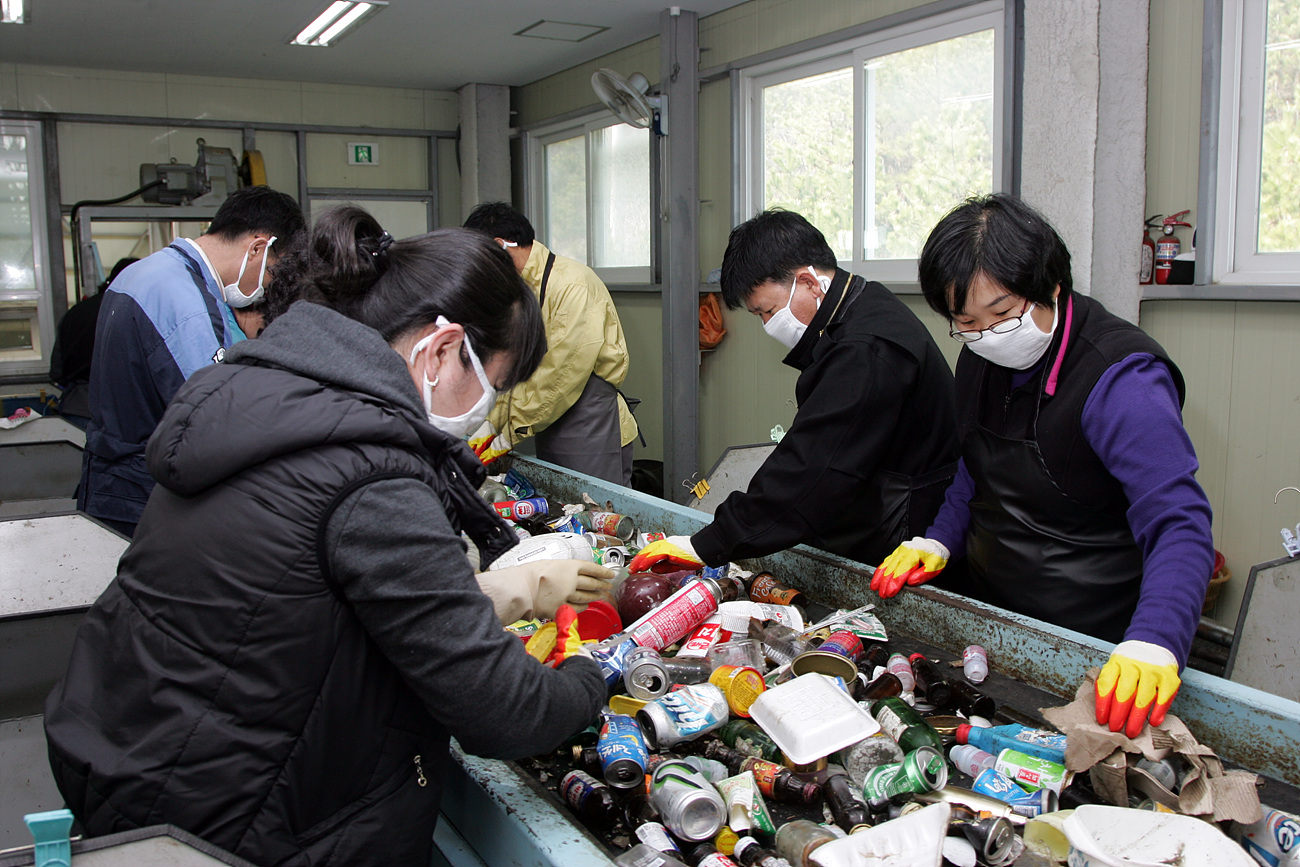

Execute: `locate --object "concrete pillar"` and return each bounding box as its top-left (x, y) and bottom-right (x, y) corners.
top-left (458, 83), bottom-right (511, 218)
top-left (1020, 0), bottom-right (1150, 323)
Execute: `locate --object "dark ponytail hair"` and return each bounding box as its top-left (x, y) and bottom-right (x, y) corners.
top-left (268, 205), bottom-right (546, 388)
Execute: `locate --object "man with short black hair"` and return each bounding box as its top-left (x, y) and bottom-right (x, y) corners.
top-left (631, 209), bottom-right (960, 573)
top-left (80, 186), bottom-right (305, 536)
top-left (463, 202), bottom-right (637, 485)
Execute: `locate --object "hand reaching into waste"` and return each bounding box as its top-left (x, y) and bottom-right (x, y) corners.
top-left (469, 429), bottom-right (512, 466)
top-left (626, 535), bottom-right (704, 573)
top-left (870, 537), bottom-right (949, 598)
top-left (476, 560), bottom-right (615, 625)
top-left (1094, 639), bottom-right (1181, 738)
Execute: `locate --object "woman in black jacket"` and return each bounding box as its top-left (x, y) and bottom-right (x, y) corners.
top-left (44, 207), bottom-right (607, 867)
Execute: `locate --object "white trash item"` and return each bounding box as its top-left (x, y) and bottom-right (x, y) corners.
top-left (748, 673), bottom-right (879, 765)
top-left (1062, 804), bottom-right (1256, 867)
top-left (810, 802), bottom-right (950, 867)
top-left (487, 532), bottom-right (594, 569)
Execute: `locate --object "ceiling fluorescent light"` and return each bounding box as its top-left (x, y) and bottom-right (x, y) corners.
top-left (290, 0), bottom-right (385, 47)
top-left (1, 0), bottom-right (26, 25)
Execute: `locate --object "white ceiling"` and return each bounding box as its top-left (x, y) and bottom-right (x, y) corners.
top-left (0, 0), bottom-right (747, 92)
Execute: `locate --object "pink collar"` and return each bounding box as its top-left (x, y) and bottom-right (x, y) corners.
top-left (1044, 293), bottom-right (1074, 397)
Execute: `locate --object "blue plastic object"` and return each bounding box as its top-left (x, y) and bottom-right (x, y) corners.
top-left (23, 809), bottom-right (73, 867)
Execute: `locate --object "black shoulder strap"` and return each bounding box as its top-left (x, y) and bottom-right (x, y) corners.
top-left (538, 252), bottom-right (557, 307)
top-left (315, 471), bottom-right (426, 604)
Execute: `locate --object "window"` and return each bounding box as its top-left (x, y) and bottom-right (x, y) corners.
top-left (529, 116), bottom-right (652, 283)
top-left (1213, 0), bottom-right (1300, 283)
top-left (0, 120), bottom-right (54, 378)
top-left (740, 3), bottom-right (1005, 283)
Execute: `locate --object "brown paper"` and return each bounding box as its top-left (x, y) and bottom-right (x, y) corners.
top-left (1041, 668), bottom-right (1262, 824)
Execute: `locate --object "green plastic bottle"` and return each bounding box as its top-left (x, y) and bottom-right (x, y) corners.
top-left (869, 697), bottom-right (942, 753)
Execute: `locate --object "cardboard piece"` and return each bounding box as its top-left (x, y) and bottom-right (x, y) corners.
top-left (1041, 669), bottom-right (1262, 824)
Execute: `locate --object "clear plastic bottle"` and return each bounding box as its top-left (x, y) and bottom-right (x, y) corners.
top-left (615, 843), bottom-right (692, 867)
top-left (962, 645), bottom-right (989, 683)
top-left (885, 653), bottom-right (916, 692)
top-left (949, 744), bottom-right (997, 778)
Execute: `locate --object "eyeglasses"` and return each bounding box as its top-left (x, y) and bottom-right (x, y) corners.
top-left (949, 299), bottom-right (1031, 343)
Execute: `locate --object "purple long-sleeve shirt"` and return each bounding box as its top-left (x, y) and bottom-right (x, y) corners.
top-left (926, 352), bottom-right (1214, 666)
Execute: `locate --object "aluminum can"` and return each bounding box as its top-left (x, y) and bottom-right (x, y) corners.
top-left (958, 816), bottom-right (1017, 866)
top-left (636, 683), bottom-right (729, 749)
top-left (628, 580), bottom-right (720, 651)
top-left (492, 497), bottom-right (549, 520)
top-left (548, 514), bottom-right (583, 534)
top-left (559, 770), bottom-right (620, 829)
top-left (817, 630), bottom-right (864, 663)
top-left (1231, 808), bottom-right (1300, 867)
top-left (502, 467), bottom-right (535, 498)
top-left (707, 665), bottom-right (766, 717)
top-left (593, 638), bottom-right (637, 688)
top-left (994, 748), bottom-right (1071, 795)
top-left (649, 759), bottom-right (727, 842)
top-left (594, 546), bottom-right (629, 567)
top-left (860, 745), bottom-right (948, 808)
top-left (597, 713), bottom-right (649, 789)
top-left (625, 646), bottom-right (671, 699)
top-left (970, 767), bottom-right (1057, 817)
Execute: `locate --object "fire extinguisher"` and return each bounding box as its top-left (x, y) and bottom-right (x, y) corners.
top-left (1140, 215), bottom-right (1160, 285)
top-left (1155, 210), bottom-right (1191, 285)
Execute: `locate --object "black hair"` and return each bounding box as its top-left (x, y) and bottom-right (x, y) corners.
top-left (462, 201), bottom-right (536, 247)
top-left (918, 193), bottom-right (1072, 321)
top-left (719, 209), bottom-right (838, 310)
top-left (269, 205), bottom-right (545, 389)
top-left (99, 257), bottom-right (139, 292)
top-left (205, 186), bottom-right (307, 247)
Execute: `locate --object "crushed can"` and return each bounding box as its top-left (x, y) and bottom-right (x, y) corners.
top-left (597, 713), bottom-right (649, 789)
top-left (994, 748), bottom-right (1071, 795)
top-left (592, 638), bottom-right (637, 689)
top-left (1231, 808), bottom-right (1300, 867)
top-left (649, 759), bottom-right (728, 842)
top-left (971, 767), bottom-right (1058, 817)
top-left (502, 467), bottom-right (535, 498)
top-left (636, 683), bottom-right (730, 750)
top-left (860, 745), bottom-right (949, 809)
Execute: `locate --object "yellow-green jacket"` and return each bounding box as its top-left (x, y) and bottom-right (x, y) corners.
top-left (488, 241), bottom-right (637, 446)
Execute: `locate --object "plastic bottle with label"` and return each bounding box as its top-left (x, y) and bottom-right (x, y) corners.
top-left (953, 722), bottom-right (1067, 765)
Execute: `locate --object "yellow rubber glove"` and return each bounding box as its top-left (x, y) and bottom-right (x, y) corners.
top-left (626, 535), bottom-right (703, 573)
top-left (469, 432), bottom-right (512, 466)
top-left (1095, 639), bottom-right (1181, 739)
top-left (870, 537), bottom-right (949, 599)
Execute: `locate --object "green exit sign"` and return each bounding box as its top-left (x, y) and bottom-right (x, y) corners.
top-left (347, 141), bottom-right (379, 166)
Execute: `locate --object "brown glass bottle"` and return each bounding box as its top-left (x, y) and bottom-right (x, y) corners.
top-left (908, 653), bottom-right (953, 708)
top-left (701, 740), bottom-right (747, 774)
top-left (860, 642), bottom-right (891, 672)
top-left (739, 757), bottom-right (821, 805)
top-left (948, 678), bottom-right (996, 719)
top-left (855, 671), bottom-right (904, 702)
top-left (823, 771), bottom-right (872, 832)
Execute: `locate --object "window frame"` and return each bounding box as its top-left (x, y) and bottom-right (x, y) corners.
top-left (737, 1), bottom-right (1007, 285)
top-left (1210, 0), bottom-right (1300, 285)
top-left (0, 119), bottom-right (55, 379)
top-left (525, 112), bottom-right (655, 285)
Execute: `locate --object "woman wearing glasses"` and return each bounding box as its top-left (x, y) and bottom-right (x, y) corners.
top-left (873, 194), bottom-right (1213, 741)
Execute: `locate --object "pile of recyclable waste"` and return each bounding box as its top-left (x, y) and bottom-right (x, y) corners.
top-left (481, 468), bottom-right (1294, 867)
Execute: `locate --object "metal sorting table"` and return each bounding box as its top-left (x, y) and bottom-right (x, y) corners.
top-left (0, 513), bottom-right (129, 850)
top-left (432, 456), bottom-right (1300, 867)
top-left (0, 418), bottom-right (85, 518)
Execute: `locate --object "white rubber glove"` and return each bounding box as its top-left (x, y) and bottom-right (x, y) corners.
top-left (476, 560), bottom-right (616, 625)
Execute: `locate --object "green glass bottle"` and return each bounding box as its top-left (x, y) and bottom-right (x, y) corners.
top-left (869, 696), bottom-right (942, 753)
top-left (718, 719), bottom-right (782, 762)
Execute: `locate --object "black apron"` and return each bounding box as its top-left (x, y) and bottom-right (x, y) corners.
top-left (962, 375), bottom-right (1143, 644)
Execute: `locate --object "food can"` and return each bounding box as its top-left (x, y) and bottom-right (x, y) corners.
top-left (492, 497), bottom-right (549, 520)
top-left (624, 646), bottom-right (671, 700)
top-left (636, 683), bottom-right (730, 749)
top-left (817, 630), bottom-right (864, 662)
top-left (588, 511), bottom-right (636, 541)
top-left (994, 748), bottom-right (1071, 795)
top-left (861, 745), bottom-right (948, 808)
top-left (597, 713), bottom-right (649, 789)
top-left (708, 665), bottom-right (766, 717)
top-left (649, 759), bottom-right (727, 842)
top-left (790, 649), bottom-right (858, 684)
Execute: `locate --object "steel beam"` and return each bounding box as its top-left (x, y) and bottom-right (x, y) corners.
top-left (660, 7), bottom-right (701, 503)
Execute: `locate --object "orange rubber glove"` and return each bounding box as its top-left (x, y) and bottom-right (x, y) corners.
top-left (1095, 639), bottom-right (1181, 739)
top-left (469, 431), bottom-right (512, 466)
top-left (870, 537), bottom-right (949, 599)
top-left (626, 536), bottom-right (703, 574)
top-left (547, 604), bottom-right (586, 668)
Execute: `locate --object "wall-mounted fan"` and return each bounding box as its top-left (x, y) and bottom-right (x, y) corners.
top-left (591, 68), bottom-right (667, 135)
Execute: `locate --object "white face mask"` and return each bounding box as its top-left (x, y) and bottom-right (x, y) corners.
top-left (408, 316), bottom-right (497, 438)
top-left (966, 301), bottom-right (1059, 370)
top-left (223, 236), bottom-right (277, 308)
top-left (762, 266), bottom-right (831, 350)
